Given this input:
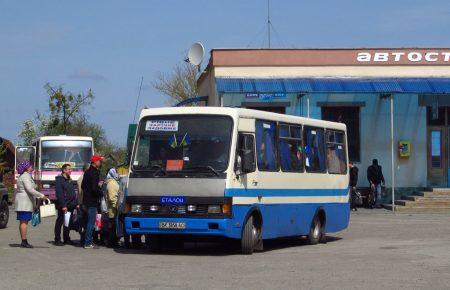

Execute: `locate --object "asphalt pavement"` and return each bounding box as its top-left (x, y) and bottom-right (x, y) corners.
top-left (0, 208), bottom-right (449, 290)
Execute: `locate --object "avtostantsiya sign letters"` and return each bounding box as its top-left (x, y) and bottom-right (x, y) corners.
top-left (357, 51), bottom-right (450, 63)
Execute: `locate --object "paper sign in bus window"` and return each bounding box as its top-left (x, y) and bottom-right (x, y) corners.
top-left (146, 120), bottom-right (179, 132)
top-left (166, 160), bottom-right (184, 171)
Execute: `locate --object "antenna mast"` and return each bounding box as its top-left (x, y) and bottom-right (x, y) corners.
top-left (267, 0), bottom-right (271, 48)
top-left (132, 76), bottom-right (144, 124)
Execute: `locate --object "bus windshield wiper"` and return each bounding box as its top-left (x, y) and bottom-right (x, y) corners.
top-left (184, 165), bottom-right (220, 177)
top-left (151, 165), bottom-right (167, 177)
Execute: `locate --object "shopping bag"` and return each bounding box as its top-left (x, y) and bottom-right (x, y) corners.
top-left (39, 200), bottom-right (56, 218)
top-left (95, 213), bottom-right (102, 231)
top-left (69, 209), bottom-right (80, 232)
top-left (64, 211), bottom-right (71, 227)
top-left (31, 211), bottom-right (41, 227)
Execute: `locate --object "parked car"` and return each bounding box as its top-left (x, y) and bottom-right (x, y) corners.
top-left (0, 182), bottom-right (9, 228)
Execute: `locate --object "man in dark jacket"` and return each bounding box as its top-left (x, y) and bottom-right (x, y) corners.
top-left (54, 164), bottom-right (78, 246)
top-left (81, 155), bottom-right (104, 249)
top-left (349, 162), bottom-right (359, 211)
top-left (367, 159), bottom-right (385, 208)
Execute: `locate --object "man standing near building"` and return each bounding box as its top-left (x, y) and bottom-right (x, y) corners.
top-left (367, 159), bottom-right (385, 208)
top-left (81, 155), bottom-right (104, 249)
top-left (349, 162), bottom-right (359, 211)
top-left (54, 164), bottom-right (78, 246)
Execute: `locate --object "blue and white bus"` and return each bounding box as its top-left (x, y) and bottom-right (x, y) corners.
top-left (124, 107), bottom-right (349, 254)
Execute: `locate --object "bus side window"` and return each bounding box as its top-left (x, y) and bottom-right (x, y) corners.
top-left (255, 120), bottom-right (278, 171)
top-left (278, 124), bottom-right (303, 172)
top-left (326, 130), bottom-right (347, 174)
top-left (235, 134), bottom-right (256, 175)
top-left (304, 127), bottom-right (326, 173)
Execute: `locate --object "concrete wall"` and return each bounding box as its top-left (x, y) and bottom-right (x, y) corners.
top-left (222, 92), bottom-right (427, 188)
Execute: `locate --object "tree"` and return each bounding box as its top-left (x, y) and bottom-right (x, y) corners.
top-left (17, 84), bottom-right (126, 168)
top-left (0, 142), bottom-right (8, 175)
top-left (17, 119), bottom-right (37, 146)
top-left (44, 83), bottom-right (94, 134)
top-left (153, 62), bottom-right (198, 105)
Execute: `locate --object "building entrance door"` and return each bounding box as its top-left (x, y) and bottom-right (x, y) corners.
top-left (427, 127), bottom-right (446, 186)
top-left (427, 107), bottom-right (450, 187)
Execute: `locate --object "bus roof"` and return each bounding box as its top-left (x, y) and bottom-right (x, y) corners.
top-left (139, 107), bottom-right (347, 131)
top-left (38, 136), bottom-right (94, 142)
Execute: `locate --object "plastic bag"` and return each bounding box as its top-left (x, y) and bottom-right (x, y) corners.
top-left (100, 197), bottom-right (108, 213)
top-left (31, 211), bottom-right (41, 227)
top-left (69, 209), bottom-right (80, 231)
top-left (95, 213), bottom-right (102, 231)
top-left (64, 211), bottom-right (71, 227)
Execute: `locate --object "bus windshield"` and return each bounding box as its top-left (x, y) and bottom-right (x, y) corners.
top-left (41, 140), bottom-right (92, 170)
top-left (133, 115), bottom-right (233, 176)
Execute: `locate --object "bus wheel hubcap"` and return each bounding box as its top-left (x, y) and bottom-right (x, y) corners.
top-left (313, 223), bottom-right (320, 238)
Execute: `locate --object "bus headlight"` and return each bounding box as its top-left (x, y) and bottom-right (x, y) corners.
top-left (131, 204), bottom-right (142, 213)
top-left (187, 205), bottom-right (196, 212)
top-left (207, 205), bottom-right (221, 214)
top-left (149, 205), bottom-right (159, 212)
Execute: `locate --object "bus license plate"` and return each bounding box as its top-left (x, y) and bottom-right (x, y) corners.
top-left (159, 222), bottom-right (186, 230)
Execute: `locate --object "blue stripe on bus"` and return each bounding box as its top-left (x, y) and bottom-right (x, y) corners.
top-left (224, 188), bottom-right (348, 197)
top-left (124, 202), bottom-right (350, 239)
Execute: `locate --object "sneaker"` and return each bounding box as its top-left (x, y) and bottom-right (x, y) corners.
top-left (54, 241), bottom-right (65, 246)
top-left (84, 244), bottom-right (98, 249)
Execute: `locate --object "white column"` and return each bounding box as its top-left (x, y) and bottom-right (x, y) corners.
top-left (390, 94), bottom-right (395, 213)
top-left (307, 96), bottom-right (310, 118)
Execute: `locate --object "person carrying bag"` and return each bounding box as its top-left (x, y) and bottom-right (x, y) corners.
top-left (54, 164), bottom-right (79, 246)
top-left (14, 161), bottom-right (49, 248)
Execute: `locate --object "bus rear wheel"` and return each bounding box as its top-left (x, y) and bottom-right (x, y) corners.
top-left (241, 215), bottom-right (262, 255)
top-left (308, 215), bottom-right (324, 245)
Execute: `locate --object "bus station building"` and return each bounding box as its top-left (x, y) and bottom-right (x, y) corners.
top-left (197, 48), bottom-right (450, 197)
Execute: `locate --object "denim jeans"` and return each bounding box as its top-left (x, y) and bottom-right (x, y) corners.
top-left (374, 184), bottom-right (382, 206)
top-left (84, 207), bottom-right (97, 247)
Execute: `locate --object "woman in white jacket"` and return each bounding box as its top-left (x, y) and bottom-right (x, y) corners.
top-left (15, 161), bottom-right (48, 248)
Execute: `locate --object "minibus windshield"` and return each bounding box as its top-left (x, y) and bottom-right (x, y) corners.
top-left (132, 115), bottom-right (233, 177)
top-left (41, 140), bottom-right (92, 170)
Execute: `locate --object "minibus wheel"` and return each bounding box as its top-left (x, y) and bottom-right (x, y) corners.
top-left (241, 215), bottom-right (262, 255)
top-left (308, 215), bottom-right (323, 245)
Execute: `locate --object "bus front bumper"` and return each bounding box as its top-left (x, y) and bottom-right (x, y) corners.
top-left (124, 216), bottom-right (241, 238)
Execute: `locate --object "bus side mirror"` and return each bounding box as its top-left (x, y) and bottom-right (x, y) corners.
top-left (241, 149), bottom-right (255, 174)
top-left (235, 134), bottom-right (255, 176)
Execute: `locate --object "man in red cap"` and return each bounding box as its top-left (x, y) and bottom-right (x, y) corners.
top-left (81, 154), bottom-right (104, 249)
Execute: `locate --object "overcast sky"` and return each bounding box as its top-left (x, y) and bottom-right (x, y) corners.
top-left (1, 0), bottom-right (449, 145)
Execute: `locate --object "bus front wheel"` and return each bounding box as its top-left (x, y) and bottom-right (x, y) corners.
top-left (241, 215), bottom-right (262, 255)
top-left (308, 215), bottom-right (324, 245)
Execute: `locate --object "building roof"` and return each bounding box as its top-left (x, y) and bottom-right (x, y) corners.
top-left (198, 48), bottom-right (450, 88)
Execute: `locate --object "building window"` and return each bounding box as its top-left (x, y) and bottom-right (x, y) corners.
top-left (278, 124), bottom-right (303, 172)
top-left (322, 107), bottom-right (360, 162)
top-left (326, 130), bottom-right (347, 174)
top-left (304, 126), bottom-right (326, 173)
top-left (255, 120), bottom-right (278, 171)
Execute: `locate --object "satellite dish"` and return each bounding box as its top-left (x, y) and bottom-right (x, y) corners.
top-left (187, 42), bottom-right (205, 66)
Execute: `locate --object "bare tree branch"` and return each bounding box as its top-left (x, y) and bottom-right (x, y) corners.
top-left (153, 63), bottom-right (198, 105)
